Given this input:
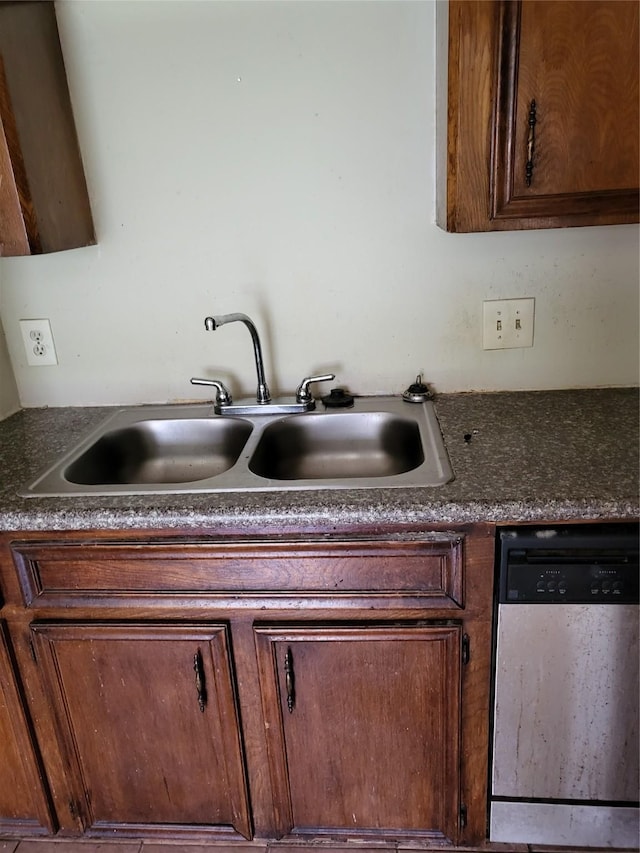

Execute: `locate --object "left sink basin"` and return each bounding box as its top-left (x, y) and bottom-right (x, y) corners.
top-left (65, 417), bottom-right (253, 485)
top-left (20, 404), bottom-right (258, 496)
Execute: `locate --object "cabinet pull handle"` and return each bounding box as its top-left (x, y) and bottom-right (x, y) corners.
top-left (462, 633), bottom-right (470, 665)
top-left (284, 646), bottom-right (295, 713)
top-left (193, 649), bottom-right (207, 712)
top-left (525, 99), bottom-right (537, 187)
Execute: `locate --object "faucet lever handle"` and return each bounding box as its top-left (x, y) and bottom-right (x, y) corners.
top-left (296, 374), bottom-right (336, 405)
top-left (190, 377), bottom-right (233, 406)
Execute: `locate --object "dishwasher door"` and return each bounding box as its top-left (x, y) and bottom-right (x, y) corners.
top-left (490, 525), bottom-right (640, 848)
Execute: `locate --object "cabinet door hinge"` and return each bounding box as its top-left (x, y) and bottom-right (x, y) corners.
top-left (462, 633), bottom-right (470, 665)
top-left (28, 637), bottom-right (37, 663)
top-left (459, 802), bottom-right (468, 829)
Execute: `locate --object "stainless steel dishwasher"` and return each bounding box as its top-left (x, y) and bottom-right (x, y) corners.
top-left (490, 523), bottom-right (639, 848)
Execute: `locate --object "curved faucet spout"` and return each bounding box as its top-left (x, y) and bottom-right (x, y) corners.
top-left (204, 313), bottom-right (271, 404)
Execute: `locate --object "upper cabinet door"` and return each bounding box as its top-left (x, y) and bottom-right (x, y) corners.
top-left (0, 1), bottom-right (95, 256)
top-left (439, 0), bottom-right (640, 232)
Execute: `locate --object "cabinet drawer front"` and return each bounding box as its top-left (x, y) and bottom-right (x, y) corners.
top-left (12, 537), bottom-right (464, 608)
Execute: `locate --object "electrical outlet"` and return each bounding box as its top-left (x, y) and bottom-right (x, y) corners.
top-left (482, 298), bottom-right (535, 350)
top-left (19, 319), bottom-right (58, 366)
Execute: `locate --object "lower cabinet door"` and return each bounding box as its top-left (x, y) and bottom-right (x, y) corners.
top-left (31, 622), bottom-right (251, 840)
top-left (0, 622), bottom-right (53, 834)
top-left (254, 624), bottom-right (462, 843)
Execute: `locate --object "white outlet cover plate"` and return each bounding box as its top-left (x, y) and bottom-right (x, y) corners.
top-left (482, 298), bottom-right (535, 350)
top-left (19, 319), bottom-right (58, 366)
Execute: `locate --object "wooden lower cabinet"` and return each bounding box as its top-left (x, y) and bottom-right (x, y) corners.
top-left (0, 621), bottom-right (53, 835)
top-left (255, 624), bottom-right (463, 843)
top-left (0, 526), bottom-right (495, 847)
top-left (31, 622), bottom-right (251, 841)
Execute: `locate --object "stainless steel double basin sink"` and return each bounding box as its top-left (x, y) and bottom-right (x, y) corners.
top-left (21, 396), bottom-right (453, 496)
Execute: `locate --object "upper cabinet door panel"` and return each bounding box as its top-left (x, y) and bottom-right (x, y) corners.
top-left (0, 75), bottom-right (29, 258)
top-left (440, 0), bottom-right (640, 231)
top-left (492, 0), bottom-right (639, 221)
top-left (0, 1), bottom-right (95, 256)
top-left (514, 1), bottom-right (639, 196)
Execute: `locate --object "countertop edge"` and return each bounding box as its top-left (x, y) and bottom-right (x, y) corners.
top-left (1, 498), bottom-right (637, 534)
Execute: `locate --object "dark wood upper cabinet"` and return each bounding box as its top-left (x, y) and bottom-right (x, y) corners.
top-left (0, 1), bottom-right (95, 256)
top-left (439, 0), bottom-right (640, 232)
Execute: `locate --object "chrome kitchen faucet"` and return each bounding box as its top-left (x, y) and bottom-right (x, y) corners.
top-left (191, 312), bottom-right (334, 415)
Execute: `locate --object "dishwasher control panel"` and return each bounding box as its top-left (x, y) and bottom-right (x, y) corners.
top-left (499, 524), bottom-right (639, 604)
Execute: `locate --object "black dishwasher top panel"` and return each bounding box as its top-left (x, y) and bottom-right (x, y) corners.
top-left (498, 524), bottom-right (639, 605)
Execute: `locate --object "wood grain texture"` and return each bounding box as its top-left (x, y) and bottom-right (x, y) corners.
top-left (255, 624), bottom-right (462, 843)
top-left (0, 1), bottom-right (94, 254)
top-left (514, 1), bottom-right (639, 195)
top-left (0, 524), bottom-right (495, 846)
top-left (31, 623), bottom-right (251, 840)
top-left (0, 622), bottom-right (54, 835)
top-left (11, 536), bottom-right (464, 609)
top-left (440, 0), bottom-right (640, 231)
top-left (442, 0), bottom-right (497, 232)
top-left (0, 57), bottom-right (31, 256)
top-left (456, 526), bottom-right (494, 845)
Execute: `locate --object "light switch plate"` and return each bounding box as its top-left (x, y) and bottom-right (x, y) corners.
top-left (483, 298), bottom-right (535, 349)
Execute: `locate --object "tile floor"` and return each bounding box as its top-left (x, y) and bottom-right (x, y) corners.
top-left (0, 839), bottom-right (635, 853)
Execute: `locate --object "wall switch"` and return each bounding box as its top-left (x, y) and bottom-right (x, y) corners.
top-left (482, 298), bottom-right (535, 350)
top-left (19, 319), bottom-right (58, 366)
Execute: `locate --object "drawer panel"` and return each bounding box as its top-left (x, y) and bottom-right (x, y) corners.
top-left (11, 537), bottom-right (464, 608)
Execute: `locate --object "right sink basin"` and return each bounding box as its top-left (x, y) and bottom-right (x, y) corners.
top-left (249, 411), bottom-right (425, 480)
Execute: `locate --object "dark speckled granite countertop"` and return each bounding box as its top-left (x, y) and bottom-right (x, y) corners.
top-left (0, 388), bottom-right (637, 532)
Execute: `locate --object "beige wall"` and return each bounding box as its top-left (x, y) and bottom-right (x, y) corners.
top-left (0, 330), bottom-right (20, 419)
top-left (0, 0), bottom-right (638, 408)
top-left (0, 278), bottom-right (20, 420)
